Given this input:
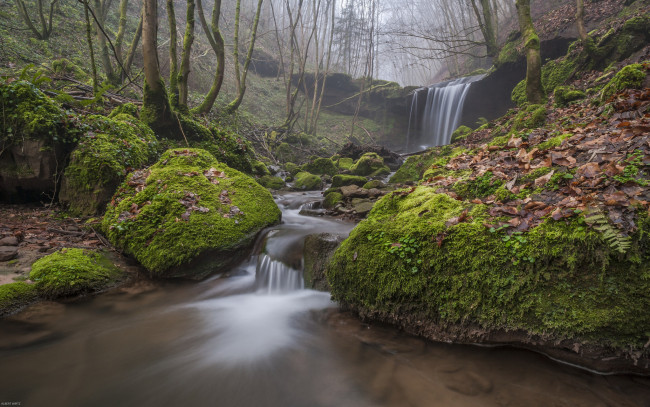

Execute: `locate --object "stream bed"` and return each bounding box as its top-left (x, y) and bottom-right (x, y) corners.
top-left (0, 192), bottom-right (649, 407)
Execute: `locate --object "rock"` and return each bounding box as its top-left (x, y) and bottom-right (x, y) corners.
top-left (293, 171), bottom-right (323, 191)
top-left (59, 114), bottom-right (158, 216)
top-left (327, 186), bottom-right (650, 373)
top-left (0, 247), bottom-right (18, 262)
top-left (336, 143), bottom-right (403, 170)
top-left (351, 153), bottom-right (391, 177)
top-left (340, 185), bottom-right (370, 199)
top-left (29, 248), bottom-right (125, 298)
top-left (332, 174), bottom-right (368, 188)
top-left (303, 233), bottom-right (345, 291)
top-left (102, 149), bottom-right (282, 279)
top-left (0, 236), bottom-right (19, 246)
top-left (351, 199), bottom-right (374, 215)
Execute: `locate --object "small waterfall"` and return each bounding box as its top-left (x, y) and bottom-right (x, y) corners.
top-left (407, 74), bottom-right (484, 151)
top-left (255, 254), bottom-right (303, 294)
top-left (405, 91), bottom-right (419, 152)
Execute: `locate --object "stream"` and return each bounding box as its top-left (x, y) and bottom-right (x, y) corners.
top-left (0, 191), bottom-right (649, 407)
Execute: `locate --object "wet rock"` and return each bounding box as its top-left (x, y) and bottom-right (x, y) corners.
top-left (340, 185), bottom-right (369, 199)
top-left (303, 233), bottom-right (345, 291)
top-left (0, 236), bottom-right (19, 246)
top-left (0, 246), bottom-right (18, 262)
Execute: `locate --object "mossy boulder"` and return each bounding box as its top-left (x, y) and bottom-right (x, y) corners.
top-left (390, 145), bottom-right (466, 184)
top-left (336, 157), bottom-right (355, 170)
top-left (29, 248), bottom-right (124, 298)
top-left (195, 126), bottom-right (258, 175)
top-left (323, 191), bottom-right (343, 209)
top-left (293, 171), bottom-right (323, 190)
top-left (0, 81), bottom-right (74, 201)
top-left (59, 114), bottom-right (159, 215)
top-left (102, 148), bottom-right (281, 279)
top-left (451, 125), bottom-right (472, 143)
top-left (108, 103), bottom-right (140, 119)
top-left (332, 174), bottom-right (368, 188)
top-left (284, 162), bottom-right (301, 176)
top-left (302, 157), bottom-right (338, 176)
top-left (258, 175), bottom-right (285, 190)
top-left (512, 59), bottom-right (576, 107)
top-left (252, 160), bottom-right (271, 176)
top-left (351, 153), bottom-right (390, 177)
top-left (0, 282), bottom-right (38, 315)
top-left (554, 86), bottom-right (586, 107)
top-left (327, 187), bottom-right (650, 366)
top-left (600, 63), bottom-right (646, 102)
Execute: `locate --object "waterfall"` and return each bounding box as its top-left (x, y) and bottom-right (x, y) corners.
top-left (255, 254), bottom-right (303, 294)
top-left (407, 74), bottom-right (484, 151)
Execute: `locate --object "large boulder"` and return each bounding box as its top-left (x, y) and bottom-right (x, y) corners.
top-left (101, 148), bottom-right (281, 279)
top-left (59, 114), bottom-right (158, 215)
top-left (327, 186), bottom-right (650, 373)
top-left (0, 81), bottom-right (73, 201)
top-left (351, 153), bottom-right (390, 177)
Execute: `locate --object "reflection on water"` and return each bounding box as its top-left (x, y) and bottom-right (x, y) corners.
top-left (0, 192), bottom-right (648, 407)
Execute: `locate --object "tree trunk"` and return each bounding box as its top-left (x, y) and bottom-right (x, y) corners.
top-left (516, 0), bottom-right (543, 104)
top-left (225, 0), bottom-right (264, 114)
top-left (122, 14), bottom-right (143, 82)
top-left (166, 0), bottom-right (179, 109)
top-left (178, 0), bottom-right (195, 111)
top-left (93, 0), bottom-right (116, 83)
top-left (83, 0), bottom-right (98, 93)
top-left (142, 0), bottom-right (173, 133)
top-left (576, 0), bottom-right (587, 41)
top-left (193, 0), bottom-right (225, 114)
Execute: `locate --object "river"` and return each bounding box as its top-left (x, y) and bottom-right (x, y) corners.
top-left (0, 191), bottom-right (648, 407)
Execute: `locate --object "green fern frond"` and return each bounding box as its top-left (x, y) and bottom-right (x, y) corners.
top-left (584, 209), bottom-right (631, 255)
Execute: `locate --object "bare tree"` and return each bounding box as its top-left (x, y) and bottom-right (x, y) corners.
top-left (14, 0), bottom-right (59, 40)
top-left (576, 0), bottom-right (587, 42)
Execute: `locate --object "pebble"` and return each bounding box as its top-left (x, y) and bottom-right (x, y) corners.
top-left (0, 246), bottom-right (18, 262)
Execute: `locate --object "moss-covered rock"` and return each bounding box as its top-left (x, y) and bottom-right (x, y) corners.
top-left (108, 103), bottom-right (140, 119)
top-left (252, 160), bottom-right (271, 176)
top-left (284, 162), bottom-right (300, 176)
top-left (351, 153), bottom-right (390, 177)
top-left (390, 146), bottom-right (466, 184)
top-left (512, 104), bottom-right (546, 130)
top-left (512, 59), bottom-right (576, 106)
top-left (336, 157), bottom-right (355, 170)
top-left (600, 63), bottom-right (646, 102)
top-left (0, 281), bottom-right (38, 315)
top-left (363, 180), bottom-right (384, 189)
top-left (102, 148), bottom-right (281, 278)
top-left (451, 125), bottom-right (473, 143)
top-left (302, 157), bottom-right (338, 176)
top-left (323, 191), bottom-right (343, 209)
top-left (554, 86), bottom-right (586, 107)
top-left (293, 171), bottom-right (323, 190)
top-left (29, 248), bottom-right (124, 298)
top-left (59, 114), bottom-right (158, 215)
top-left (0, 81), bottom-right (74, 201)
top-left (332, 174), bottom-right (368, 188)
top-left (258, 175), bottom-right (285, 190)
top-left (327, 187), bottom-right (650, 357)
top-left (195, 126), bottom-right (257, 175)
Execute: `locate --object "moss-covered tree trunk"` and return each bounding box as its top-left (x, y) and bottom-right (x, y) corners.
top-left (516, 0), bottom-right (544, 104)
top-left (576, 0), bottom-right (588, 42)
top-left (93, 0), bottom-right (116, 84)
top-left (193, 0), bottom-right (225, 115)
top-left (121, 14), bottom-right (143, 82)
top-left (14, 0), bottom-right (57, 40)
top-left (469, 0), bottom-right (498, 58)
top-left (225, 0), bottom-right (264, 114)
top-left (178, 0), bottom-right (195, 111)
top-left (166, 0), bottom-right (179, 109)
top-left (142, 0), bottom-right (172, 133)
top-left (83, 0), bottom-right (98, 93)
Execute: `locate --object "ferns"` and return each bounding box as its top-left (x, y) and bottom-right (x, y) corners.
top-left (585, 209), bottom-right (632, 254)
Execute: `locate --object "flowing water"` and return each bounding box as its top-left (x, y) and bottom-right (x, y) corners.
top-left (1, 191), bottom-right (649, 407)
top-left (406, 75), bottom-right (484, 152)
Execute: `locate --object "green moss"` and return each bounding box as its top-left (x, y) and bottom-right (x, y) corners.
top-left (29, 248), bottom-right (123, 298)
top-left (601, 64), bottom-right (646, 102)
top-left (102, 148), bottom-right (281, 277)
top-left (284, 162), bottom-right (300, 176)
top-left (511, 80), bottom-right (527, 107)
top-left (323, 191), bottom-right (343, 209)
top-left (512, 105), bottom-right (546, 131)
top-left (108, 103), bottom-right (140, 119)
top-left (554, 86), bottom-right (586, 107)
top-left (541, 59), bottom-right (576, 95)
top-left (0, 282), bottom-right (38, 314)
top-left (0, 80), bottom-right (71, 146)
top-left (59, 114), bottom-right (159, 215)
top-left (252, 160), bottom-right (271, 176)
top-left (363, 180), bottom-right (383, 189)
top-left (451, 125), bottom-right (472, 143)
top-left (51, 58), bottom-right (87, 79)
top-left (258, 175), bottom-right (285, 190)
top-left (351, 153), bottom-right (390, 177)
top-left (327, 187), bottom-right (650, 348)
top-left (275, 142), bottom-right (295, 163)
top-left (521, 167), bottom-right (552, 183)
top-left (332, 174), bottom-right (368, 188)
top-left (452, 171), bottom-right (503, 200)
top-left (390, 146), bottom-right (464, 184)
top-left (336, 157), bottom-right (355, 170)
top-left (302, 157), bottom-right (338, 176)
top-left (194, 126), bottom-right (256, 174)
top-left (497, 35), bottom-right (520, 66)
top-left (293, 171), bottom-right (322, 190)
top-left (536, 133), bottom-right (573, 150)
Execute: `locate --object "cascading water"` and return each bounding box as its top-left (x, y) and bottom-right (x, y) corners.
top-left (406, 74), bottom-right (484, 152)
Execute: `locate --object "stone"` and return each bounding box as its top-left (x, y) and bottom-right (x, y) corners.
top-left (303, 233), bottom-right (345, 291)
top-left (0, 236), bottom-right (19, 246)
top-left (0, 247), bottom-right (18, 262)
